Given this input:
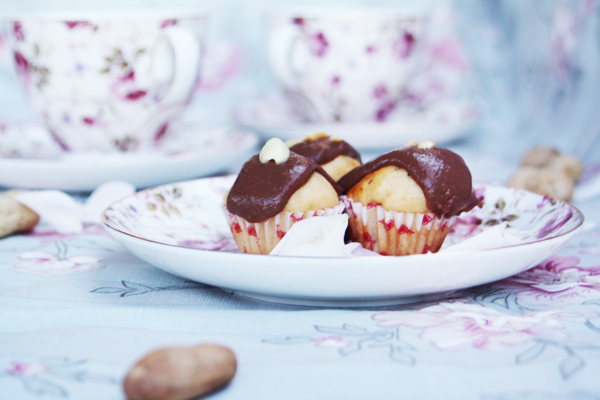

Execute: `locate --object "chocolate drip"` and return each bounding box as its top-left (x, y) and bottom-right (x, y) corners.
top-left (289, 137), bottom-right (361, 165)
top-left (338, 147), bottom-right (481, 217)
top-left (227, 153), bottom-right (341, 223)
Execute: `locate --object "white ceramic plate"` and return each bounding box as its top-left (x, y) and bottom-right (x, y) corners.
top-left (233, 96), bottom-right (481, 150)
top-left (102, 176), bottom-right (583, 307)
top-left (0, 127), bottom-right (258, 191)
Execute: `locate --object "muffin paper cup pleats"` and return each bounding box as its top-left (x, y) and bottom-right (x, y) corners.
top-left (222, 201), bottom-right (346, 255)
top-left (343, 197), bottom-right (456, 256)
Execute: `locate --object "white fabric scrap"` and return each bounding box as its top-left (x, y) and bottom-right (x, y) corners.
top-left (15, 181), bottom-right (135, 234)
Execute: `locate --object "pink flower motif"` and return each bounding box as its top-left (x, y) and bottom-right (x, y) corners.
top-left (426, 39), bottom-right (469, 72)
top-left (308, 32), bottom-right (329, 57)
top-left (449, 215), bottom-right (483, 239)
top-left (292, 17), bottom-right (305, 26)
top-left (195, 43), bottom-right (243, 92)
top-left (13, 51), bottom-right (29, 75)
top-left (373, 84), bottom-right (388, 99)
top-left (25, 224), bottom-right (111, 243)
top-left (11, 251), bottom-right (103, 276)
top-left (161, 19), bottom-right (178, 28)
top-left (373, 302), bottom-right (598, 351)
top-left (82, 117), bottom-right (96, 125)
top-left (394, 31), bottom-right (415, 59)
top-left (375, 101), bottom-right (396, 122)
top-left (7, 361), bottom-right (48, 377)
top-left (13, 22), bottom-right (24, 41)
top-left (313, 336), bottom-right (352, 348)
top-left (366, 46), bottom-right (376, 54)
top-left (331, 76), bottom-right (340, 85)
top-left (65, 21), bottom-right (89, 29)
top-left (501, 256), bottom-right (600, 306)
top-left (125, 90), bottom-right (147, 101)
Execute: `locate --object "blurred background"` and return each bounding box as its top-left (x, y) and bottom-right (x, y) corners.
top-left (1, 0), bottom-right (599, 167)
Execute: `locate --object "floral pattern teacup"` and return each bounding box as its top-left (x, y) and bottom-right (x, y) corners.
top-left (266, 8), bottom-right (427, 123)
top-left (6, 11), bottom-right (207, 153)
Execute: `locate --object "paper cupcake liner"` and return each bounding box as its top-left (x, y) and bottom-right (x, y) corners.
top-left (343, 197), bottom-right (456, 256)
top-left (222, 201), bottom-right (346, 255)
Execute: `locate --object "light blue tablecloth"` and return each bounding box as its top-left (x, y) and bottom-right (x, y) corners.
top-left (1, 155), bottom-right (600, 399)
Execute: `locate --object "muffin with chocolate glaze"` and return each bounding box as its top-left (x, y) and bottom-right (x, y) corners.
top-left (338, 140), bottom-right (482, 256)
top-left (223, 138), bottom-right (345, 254)
top-left (288, 132), bottom-right (362, 181)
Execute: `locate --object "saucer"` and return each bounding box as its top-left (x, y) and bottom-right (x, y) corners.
top-left (102, 175), bottom-right (583, 307)
top-left (0, 122), bottom-right (259, 191)
top-left (233, 95), bottom-right (481, 150)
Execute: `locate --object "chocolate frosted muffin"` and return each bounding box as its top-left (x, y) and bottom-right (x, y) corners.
top-left (223, 138), bottom-right (345, 254)
top-left (339, 140), bottom-right (481, 256)
top-left (288, 132), bottom-right (362, 181)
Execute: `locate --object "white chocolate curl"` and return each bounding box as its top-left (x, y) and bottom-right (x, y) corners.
top-left (418, 140), bottom-right (436, 149)
top-left (404, 139), bottom-right (418, 147)
top-left (260, 138), bottom-right (290, 164)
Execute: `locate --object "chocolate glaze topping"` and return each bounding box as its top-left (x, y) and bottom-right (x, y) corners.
top-left (289, 137), bottom-right (362, 165)
top-left (338, 146), bottom-right (482, 217)
top-left (227, 152), bottom-right (342, 223)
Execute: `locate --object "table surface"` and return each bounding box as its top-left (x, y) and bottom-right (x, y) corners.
top-left (1, 150), bottom-right (600, 400)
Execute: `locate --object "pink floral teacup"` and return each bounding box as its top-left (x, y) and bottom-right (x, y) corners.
top-left (266, 8), bottom-right (428, 123)
top-left (6, 11), bottom-right (207, 153)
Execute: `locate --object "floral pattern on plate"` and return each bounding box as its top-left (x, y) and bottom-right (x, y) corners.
top-left (103, 177), bottom-right (582, 255)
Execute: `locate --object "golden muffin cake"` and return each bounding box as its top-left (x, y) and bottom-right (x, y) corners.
top-left (338, 140), bottom-right (481, 256)
top-left (223, 138), bottom-right (345, 254)
top-left (287, 132), bottom-right (362, 181)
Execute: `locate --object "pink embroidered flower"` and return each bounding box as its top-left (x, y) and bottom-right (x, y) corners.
top-left (313, 336), bottom-right (352, 348)
top-left (12, 252), bottom-right (103, 276)
top-left (7, 361), bottom-right (48, 377)
top-left (373, 302), bottom-right (598, 351)
top-left (25, 225), bottom-right (111, 243)
top-left (501, 256), bottom-right (600, 306)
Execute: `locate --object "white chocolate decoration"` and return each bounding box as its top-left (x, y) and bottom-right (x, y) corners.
top-left (404, 139), bottom-right (418, 147)
top-left (260, 138), bottom-right (290, 164)
top-left (306, 132), bottom-right (328, 141)
top-left (330, 136), bottom-right (342, 142)
top-left (418, 140), bottom-right (436, 149)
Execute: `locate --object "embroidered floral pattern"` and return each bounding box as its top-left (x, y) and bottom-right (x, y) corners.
top-left (373, 302), bottom-right (598, 351)
top-left (2, 358), bottom-right (117, 397)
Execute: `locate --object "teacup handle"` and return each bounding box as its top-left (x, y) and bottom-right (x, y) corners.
top-left (267, 25), bottom-right (307, 89)
top-left (158, 27), bottom-right (202, 105)
top-left (135, 26), bottom-right (202, 147)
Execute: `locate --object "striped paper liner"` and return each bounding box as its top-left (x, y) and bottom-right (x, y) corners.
top-left (343, 197), bottom-right (456, 256)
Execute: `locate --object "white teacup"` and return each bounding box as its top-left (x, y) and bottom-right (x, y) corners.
top-left (6, 10), bottom-right (206, 153)
top-left (266, 8), bottom-right (428, 123)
